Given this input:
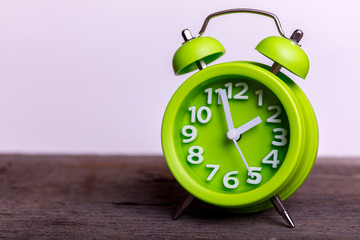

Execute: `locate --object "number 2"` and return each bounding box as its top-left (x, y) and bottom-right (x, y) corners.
top-left (267, 106), bottom-right (282, 123)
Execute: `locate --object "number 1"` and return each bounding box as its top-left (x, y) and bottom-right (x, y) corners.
top-left (255, 90), bottom-right (263, 106)
top-left (205, 88), bottom-right (212, 105)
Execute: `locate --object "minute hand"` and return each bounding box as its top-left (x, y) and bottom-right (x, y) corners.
top-left (220, 89), bottom-right (235, 131)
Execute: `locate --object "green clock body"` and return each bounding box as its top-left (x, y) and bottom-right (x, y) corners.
top-left (161, 61), bottom-right (318, 212)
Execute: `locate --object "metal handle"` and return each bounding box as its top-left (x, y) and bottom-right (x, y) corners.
top-left (196, 8), bottom-right (287, 38)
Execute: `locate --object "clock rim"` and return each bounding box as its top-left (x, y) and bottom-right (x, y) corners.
top-left (162, 61), bottom-right (305, 208)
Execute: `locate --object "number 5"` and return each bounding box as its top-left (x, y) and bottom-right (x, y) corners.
top-left (247, 167), bottom-right (262, 185)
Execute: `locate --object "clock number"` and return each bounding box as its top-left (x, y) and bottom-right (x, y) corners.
top-left (187, 146), bottom-right (203, 164)
top-left (206, 85), bottom-right (231, 105)
top-left (234, 82), bottom-right (249, 99)
top-left (182, 125), bottom-right (197, 143)
top-left (247, 167), bottom-right (262, 185)
top-left (188, 106), bottom-right (211, 124)
top-left (204, 88), bottom-right (212, 105)
top-left (214, 88), bottom-right (223, 104)
top-left (197, 106), bottom-right (211, 123)
top-left (272, 128), bottom-right (288, 146)
top-left (205, 164), bottom-right (220, 181)
top-left (255, 90), bottom-right (263, 107)
top-left (223, 171), bottom-right (239, 189)
top-left (224, 82), bottom-right (232, 99)
top-left (188, 106), bottom-right (196, 122)
top-left (262, 150), bottom-right (280, 168)
top-left (267, 106), bottom-right (282, 123)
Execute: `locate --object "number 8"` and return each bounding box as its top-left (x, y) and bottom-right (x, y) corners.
top-left (187, 146), bottom-right (203, 164)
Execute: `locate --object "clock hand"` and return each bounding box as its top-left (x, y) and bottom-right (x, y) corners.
top-left (220, 89), bottom-right (262, 140)
top-left (235, 116), bottom-right (262, 135)
top-left (219, 89), bottom-right (253, 177)
top-left (219, 89), bottom-right (237, 140)
top-left (232, 139), bottom-right (253, 178)
top-left (220, 89), bottom-right (235, 130)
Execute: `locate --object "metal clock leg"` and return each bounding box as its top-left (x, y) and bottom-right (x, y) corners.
top-left (271, 194), bottom-right (295, 228)
top-left (172, 193), bottom-right (195, 220)
top-left (268, 30), bottom-right (302, 229)
top-left (170, 28), bottom-right (202, 220)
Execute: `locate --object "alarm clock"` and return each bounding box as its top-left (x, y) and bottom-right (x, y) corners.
top-left (161, 8), bottom-right (318, 228)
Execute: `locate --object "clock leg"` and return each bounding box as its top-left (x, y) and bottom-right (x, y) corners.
top-left (172, 193), bottom-right (195, 220)
top-left (271, 194), bottom-right (295, 228)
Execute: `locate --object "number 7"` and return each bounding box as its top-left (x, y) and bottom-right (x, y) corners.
top-left (206, 164), bottom-right (220, 181)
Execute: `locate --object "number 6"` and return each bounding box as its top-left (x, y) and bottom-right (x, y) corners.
top-left (223, 171), bottom-right (239, 189)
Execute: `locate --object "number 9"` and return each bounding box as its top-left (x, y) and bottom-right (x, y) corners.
top-left (182, 125), bottom-right (197, 143)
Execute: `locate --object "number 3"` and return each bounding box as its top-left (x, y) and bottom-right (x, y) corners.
top-left (272, 128), bottom-right (288, 146)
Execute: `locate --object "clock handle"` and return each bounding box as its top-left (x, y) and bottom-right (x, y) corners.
top-left (196, 8), bottom-right (287, 38)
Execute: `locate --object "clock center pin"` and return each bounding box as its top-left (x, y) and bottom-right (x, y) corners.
top-left (226, 130), bottom-right (237, 140)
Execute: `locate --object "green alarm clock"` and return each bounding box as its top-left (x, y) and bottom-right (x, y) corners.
top-left (161, 8), bottom-right (318, 228)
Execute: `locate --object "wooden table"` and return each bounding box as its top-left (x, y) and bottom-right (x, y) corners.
top-left (0, 155), bottom-right (358, 239)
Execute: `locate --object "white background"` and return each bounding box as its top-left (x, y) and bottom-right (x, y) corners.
top-left (0, 0), bottom-right (359, 157)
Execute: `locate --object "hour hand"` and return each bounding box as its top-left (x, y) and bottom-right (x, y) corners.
top-left (235, 116), bottom-right (262, 136)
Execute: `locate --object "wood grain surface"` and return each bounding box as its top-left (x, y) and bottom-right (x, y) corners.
top-left (0, 155), bottom-right (358, 239)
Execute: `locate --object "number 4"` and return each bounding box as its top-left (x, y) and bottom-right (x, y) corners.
top-left (262, 150), bottom-right (280, 168)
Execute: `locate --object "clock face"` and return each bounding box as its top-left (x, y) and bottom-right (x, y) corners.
top-left (162, 62), bottom-right (303, 207)
top-left (176, 78), bottom-right (290, 195)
